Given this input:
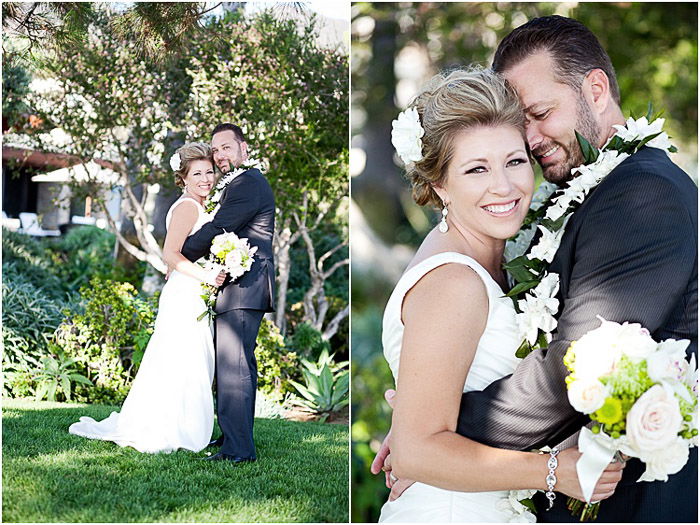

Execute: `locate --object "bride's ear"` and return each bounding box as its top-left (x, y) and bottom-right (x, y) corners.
top-left (431, 183), bottom-right (448, 206)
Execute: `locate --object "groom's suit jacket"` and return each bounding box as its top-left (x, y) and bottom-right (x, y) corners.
top-left (181, 168), bottom-right (276, 313)
top-left (456, 147), bottom-right (698, 522)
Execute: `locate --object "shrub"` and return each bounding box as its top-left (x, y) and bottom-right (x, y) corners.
top-left (50, 225), bottom-right (117, 290)
top-left (2, 229), bottom-right (66, 300)
top-left (32, 349), bottom-right (93, 402)
top-left (54, 277), bottom-right (158, 404)
top-left (286, 321), bottom-right (330, 362)
top-left (2, 273), bottom-right (68, 395)
top-left (289, 349), bottom-right (349, 419)
top-left (255, 319), bottom-right (300, 402)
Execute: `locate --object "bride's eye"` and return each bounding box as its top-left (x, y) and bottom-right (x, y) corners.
top-left (466, 165), bottom-right (487, 174)
top-left (507, 158), bottom-right (527, 167)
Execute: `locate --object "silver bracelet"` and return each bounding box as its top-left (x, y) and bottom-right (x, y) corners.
top-left (545, 446), bottom-right (560, 510)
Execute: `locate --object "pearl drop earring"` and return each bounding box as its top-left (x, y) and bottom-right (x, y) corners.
top-left (439, 201), bottom-right (449, 233)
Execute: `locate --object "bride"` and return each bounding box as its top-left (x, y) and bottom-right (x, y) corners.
top-left (69, 142), bottom-right (226, 453)
top-left (377, 68), bottom-right (623, 522)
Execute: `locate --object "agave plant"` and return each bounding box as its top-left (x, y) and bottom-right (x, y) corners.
top-left (289, 349), bottom-right (349, 418)
top-left (33, 351), bottom-right (93, 402)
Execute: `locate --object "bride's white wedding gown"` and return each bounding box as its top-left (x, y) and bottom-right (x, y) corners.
top-left (379, 252), bottom-right (535, 523)
top-left (69, 196), bottom-right (215, 453)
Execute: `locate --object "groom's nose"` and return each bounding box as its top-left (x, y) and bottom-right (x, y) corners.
top-left (526, 121), bottom-right (543, 151)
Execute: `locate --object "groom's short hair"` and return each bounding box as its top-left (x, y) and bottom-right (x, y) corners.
top-left (212, 123), bottom-right (246, 143)
top-left (493, 15), bottom-right (620, 105)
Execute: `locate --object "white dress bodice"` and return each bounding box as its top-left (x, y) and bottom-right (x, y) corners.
top-left (379, 252), bottom-right (534, 523)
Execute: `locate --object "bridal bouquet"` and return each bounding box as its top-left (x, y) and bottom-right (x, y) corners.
top-left (198, 232), bottom-right (258, 321)
top-left (564, 317), bottom-right (697, 520)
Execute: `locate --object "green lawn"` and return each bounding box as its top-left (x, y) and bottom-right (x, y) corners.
top-left (2, 398), bottom-right (348, 523)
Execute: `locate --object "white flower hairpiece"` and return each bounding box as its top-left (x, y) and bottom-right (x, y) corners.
top-left (391, 107), bottom-right (424, 164)
top-left (169, 152), bottom-right (182, 171)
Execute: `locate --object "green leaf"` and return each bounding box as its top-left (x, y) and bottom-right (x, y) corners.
top-left (536, 331), bottom-right (550, 349)
top-left (515, 339), bottom-right (532, 359)
top-left (47, 382), bottom-right (58, 402)
top-left (505, 280), bottom-right (538, 298)
top-left (35, 383), bottom-right (49, 401)
top-left (61, 376), bottom-right (72, 400)
top-left (645, 101), bottom-right (654, 121)
top-left (636, 131), bottom-right (662, 150)
top-left (69, 374), bottom-right (93, 385)
top-left (603, 135), bottom-right (625, 152)
top-left (575, 130), bottom-right (599, 164)
top-left (505, 264), bottom-right (538, 285)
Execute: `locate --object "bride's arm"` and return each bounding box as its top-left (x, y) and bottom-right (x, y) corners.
top-left (390, 263), bottom-right (620, 497)
top-left (162, 201), bottom-right (225, 286)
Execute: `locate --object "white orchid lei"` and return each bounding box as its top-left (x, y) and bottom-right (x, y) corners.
top-left (203, 159), bottom-right (262, 214)
top-left (504, 107), bottom-right (677, 358)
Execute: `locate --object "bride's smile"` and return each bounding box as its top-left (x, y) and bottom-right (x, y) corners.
top-left (434, 125), bottom-right (534, 243)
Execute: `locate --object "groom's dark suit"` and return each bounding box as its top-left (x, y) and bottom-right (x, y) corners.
top-left (456, 147), bottom-right (697, 522)
top-left (182, 167), bottom-right (275, 459)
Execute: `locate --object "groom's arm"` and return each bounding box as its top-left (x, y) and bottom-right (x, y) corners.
top-left (456, 169), bottom-right (696, 451)
top-left (181, 172), bottom-right (261, 262)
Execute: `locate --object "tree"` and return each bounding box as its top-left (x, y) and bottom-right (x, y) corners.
top-left (182, 10), bottom-right (349, 337)
top-left (12, 6), bottom-right (349, 337)
top-left (2, 2), bottom-right (223, 62)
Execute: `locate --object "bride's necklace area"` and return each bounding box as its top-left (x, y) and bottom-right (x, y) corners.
top-left (503, 111), bottom-right (677, 358)
top-left (441, 215), bottom-right (508, 289)
top-left (183, 189), bottom-right (206, 206)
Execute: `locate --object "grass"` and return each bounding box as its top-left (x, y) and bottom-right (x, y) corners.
top-left (2, 398), bottom-right (349, 523)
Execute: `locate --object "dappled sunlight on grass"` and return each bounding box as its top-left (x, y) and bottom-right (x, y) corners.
top-left (3, 398), bottom-right (348, 522)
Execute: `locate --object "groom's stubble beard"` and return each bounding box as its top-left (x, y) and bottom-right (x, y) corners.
top-left (541, 95), bottom-right (602, 186)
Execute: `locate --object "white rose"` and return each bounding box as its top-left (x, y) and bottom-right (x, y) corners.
top-left (615, 322), bottom-right (657, 362)
top-left (626, 384), bottom-right (683, 455)
top-left (224, 249), bottom-right (243, 270)
top-left (391, 107), bottom-right (424, 164)
top-left (647, 339), bottom-right (691, 383)
top-left (571, 337), bottom-right (619, 380)
top-left (169, 152), bottom-right (182, 171)
top-left (567, 379), bottom-right (610, 414)
top-left (637, 437), bottom-right (690, 482)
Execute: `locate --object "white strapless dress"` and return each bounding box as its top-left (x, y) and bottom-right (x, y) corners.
top-left (69, 197), bottom-right (216, 453)
top-left (378, 252), bottom-right (535, 523)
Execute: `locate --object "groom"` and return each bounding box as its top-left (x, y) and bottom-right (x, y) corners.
top-left (374, 16), bottom-right (697, 521)
top-left (182, 123), bottom-right (275, 463)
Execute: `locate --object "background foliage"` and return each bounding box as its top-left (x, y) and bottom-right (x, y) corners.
top-left (350, 2), bottom-right (698, 521)
top-left (3, 4), bottom-right (348, 419)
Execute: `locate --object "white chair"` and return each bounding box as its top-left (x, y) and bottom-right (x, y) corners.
top-left (71, 215), bottom-right (97, 225)
top-left (1, 211), bottom-right (20, 232)
top-left (18, 212), bottom-right (61, 237)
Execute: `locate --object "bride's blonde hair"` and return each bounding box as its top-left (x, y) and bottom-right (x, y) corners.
top-left (406, 67), bottom-right (527, 208)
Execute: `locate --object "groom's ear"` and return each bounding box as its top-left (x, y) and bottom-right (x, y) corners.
top-left (240, 141), bottom-right (249, 162)
top-left (583, 68), bottom-right (612, 115)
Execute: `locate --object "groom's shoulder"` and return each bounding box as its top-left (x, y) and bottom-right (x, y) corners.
top-left (600, 147), bottom-right (696, 203)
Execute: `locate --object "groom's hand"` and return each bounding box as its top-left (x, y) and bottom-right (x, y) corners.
top-left (369, 389), bottom-right (416, 500)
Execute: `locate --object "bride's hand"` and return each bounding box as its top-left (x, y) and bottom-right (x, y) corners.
top-left (204, 268), bottom-right (227, 287)
top-left (555, 448), bottom-right (625, 502)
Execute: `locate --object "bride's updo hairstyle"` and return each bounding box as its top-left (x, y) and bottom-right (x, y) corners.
top-left (173, 142), bottom-right (213, 188)
top-left (407, 67), bottom-right (527, 208)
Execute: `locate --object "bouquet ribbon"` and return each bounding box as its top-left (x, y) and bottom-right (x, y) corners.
top-left (576, 427), bottom-right (617, 503)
